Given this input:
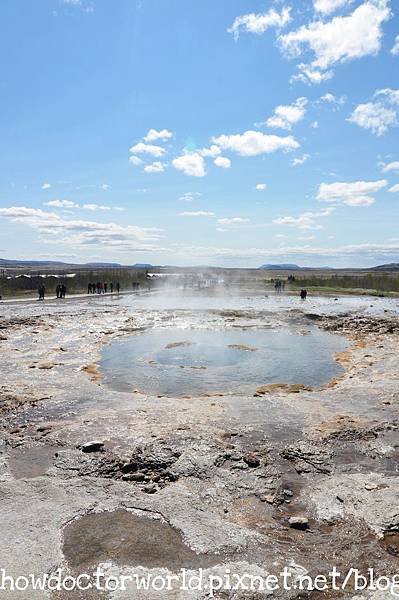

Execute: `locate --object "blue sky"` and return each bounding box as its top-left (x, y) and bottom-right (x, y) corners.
top-left (0, 0), bottom-right (398, 267)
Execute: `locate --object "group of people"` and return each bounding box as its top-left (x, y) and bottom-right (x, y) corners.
top-left (56, 283), bottom-right (67, 299)
top-left (38, 283), bottom-right (67, 300)
top-left (87, 281), bottom-right (120, 295)
top-left (271, 278), bottom-right (308, 300)
top-left (274, 279), bottom-right (285, 293)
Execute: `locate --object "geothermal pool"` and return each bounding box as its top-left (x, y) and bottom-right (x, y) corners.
top-left (100, 326), bottom-right (348, 397)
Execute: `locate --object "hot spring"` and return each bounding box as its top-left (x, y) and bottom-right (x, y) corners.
top-left (99, 325), bottom-right (348, 397)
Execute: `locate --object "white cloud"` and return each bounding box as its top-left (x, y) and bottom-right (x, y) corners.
top-left (0, 206), bottom-right (161, 250)
top-left (266, 97), bottom-right (308, 130)
top-left (41, 183), bottom-right (51, 190)
top-left (256, 183), bottom-right (267, 191)
top-left (313, 0), bottom-right (351, 15)
top-left (293, 64), bottom-right (333, 84)
top-left (375, 87), bottom-right (399, 105)
top-left (348, 102), bottom-right (397, 136)
top-left (217, 217), bottom-right (250, 225)
top-left (212, 130), bottom-right (299, 156)
top-left (273, 207), bottom-right (334, 229)
top-left (291, 153), bottom-right (310, 166)
top-left (348, 88), bottom-right (399, 135)
top-left (317, 179), bottom-right (387, 206)
top-left (101, 183), bottom-right (111, 190)
top-left (311, 120), bottom-right (319, 128)
top-left (144, 161), bottom-right (166, 173)
top-left (279, 0), bottom-right (392, 83)
top-left (214, 156), bottom-right (231, 169)
top-left (172, 153), bottom-right (206, 177)
top-left (228, 7), bottom-right (291, 40)
top-left (168, 241), bottom-right (399, 263)
top-left (179, 192), bottom-right (203, 202)
top-left (199, 145), bottom-right (221, 158)
top-left (179, 211), bottom-right (215, 217)
top-left (392, 34), bottom-right (399, 55)
top-left (382, 161), bottom-right (399, 173)
top-left (129, 142), bottom-right (166, 157)
top-left (129, 155), bottom-right (144, 166)
top-left (61, 0), bottom-right (94, 13)
top-left (143, 128), bottom-right (173, 142)
top-left (82, 204), bottom-right (110, 211)
top-left (318, 92), bottom-right (347, 107)
top-left (389, 184), bottom-right (399, 192)
top-left (46, 199), bottom-right (77, 209)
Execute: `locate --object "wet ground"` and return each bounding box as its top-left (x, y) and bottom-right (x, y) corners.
top-left (0, 287), bottom-right (398, 599)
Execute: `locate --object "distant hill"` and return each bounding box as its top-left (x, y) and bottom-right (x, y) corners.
top-left (0, 258), bottom-right (156, 269)
top-left (0, 258), bottom-right (69, 267)
top-left (258, 263), bottom-right (333, 270)
top-left (258, 264), bottom-right (301, 270)
top-left (370, 263), bottom-right (399, 271)
top-left (0, 258), bottom-right (123, 269)
top-left (132, 263), bottom-right (153, 269)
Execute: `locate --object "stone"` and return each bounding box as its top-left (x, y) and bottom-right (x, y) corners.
top-left (243, 453), bottom-right (260, 468)
top-left (80, 441), bottom-right (104, 453)
top-left (365, 482), bottom-right (378, 491)
top-left (289, 517), bottom-right (309, 530)
top-left (260, 494), bottom-right (275, 504)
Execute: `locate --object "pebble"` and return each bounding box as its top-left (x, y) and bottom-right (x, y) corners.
top-left (288, 517), bottom-right (309, 530)
top-left (260, 494), bottom-right (275, 504)
top-left (365, 482), bottom-right (378, 491)
top-left (80, 441), bottom-right (104, 453)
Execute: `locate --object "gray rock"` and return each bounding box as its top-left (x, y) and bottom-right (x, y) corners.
top-left (80, 440), bottom-right (104, 453)
top-left (289, 516), bottom-right (309, 530)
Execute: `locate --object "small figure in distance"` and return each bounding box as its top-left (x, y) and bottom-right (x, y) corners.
top-left (38, 284), bottom-right (45, 301)
top-left (300, 289), bottom-right (308, 300)
top-left (116, 282), bottom-right (120, 294)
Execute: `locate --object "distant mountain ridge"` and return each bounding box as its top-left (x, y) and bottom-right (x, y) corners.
top-left (258, 263), bottom-right (332, 270)
top-left (370, 263), bottom-right (399, 271)
top-left (258, 263), bottom-right (301, 270)
top-left (0, 258), bottom-right (153, 269)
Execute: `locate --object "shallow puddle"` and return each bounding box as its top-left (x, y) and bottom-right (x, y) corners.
top-left (63, 510), bottom-right (216, 571)
top-left (100, 327), bottom-right (347, 396)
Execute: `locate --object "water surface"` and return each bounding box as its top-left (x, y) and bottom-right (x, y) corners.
top-left (100, 327), bottom-right (347, 397)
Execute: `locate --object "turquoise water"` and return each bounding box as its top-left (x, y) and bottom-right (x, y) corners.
top-left (100, 327), bottom-right (348, 397)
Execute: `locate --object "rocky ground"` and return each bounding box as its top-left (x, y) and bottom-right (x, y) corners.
top-left (0, 292), bottom-right (398, 599)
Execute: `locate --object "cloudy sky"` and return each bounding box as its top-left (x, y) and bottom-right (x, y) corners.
top-left (1, 0), bottom-right (398, 267)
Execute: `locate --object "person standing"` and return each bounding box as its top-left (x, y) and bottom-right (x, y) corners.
top-left (56, 284), bottom-right (61, 299)
top-left (61, 284), bottom-right (66, 299)
top-left (116, 282), bottom-right (120, 294)
top-left (110, 282), bottom-right (114, 293)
